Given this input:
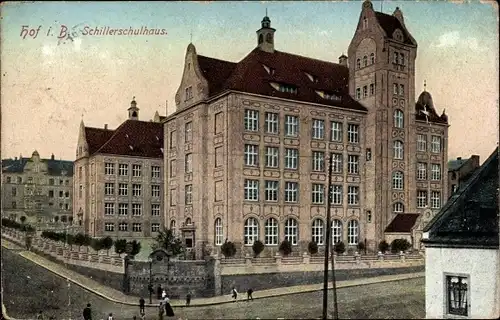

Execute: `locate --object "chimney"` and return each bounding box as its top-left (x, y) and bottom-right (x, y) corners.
top-left (51, 154), bottom-right (55, 160)
top-left (14, 157), bottom-right (17, 161)
top-left (338, 54), bottom-right (348, 67)
top-left (457, 157), bottom-right (462, 161)
top-left (104, 124), bottom-right (108, 130)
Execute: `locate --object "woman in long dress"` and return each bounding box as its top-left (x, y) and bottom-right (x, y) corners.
top-left (164, 297), bottom-right (175, 317)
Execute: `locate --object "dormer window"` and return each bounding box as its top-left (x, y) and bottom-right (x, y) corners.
top-left (270, 82), bottom-right (297, 94)
top-left (263, 64), bottom-right (275, 75)
top-left (370, 53), bottom-right (375, 64)
top-left (305, 72), bottom-right (318, 83)
top-left (185, 86), bottom-right (193, 101)
top-left (393, 52), bottom-right (399, 64)
top-left (316, 90), bottom-right (341, 102)
top-left (399, 53), bottom-right (405, 65)
top-left (393, 29), bottom-right (404, 42)
top-left (363, 17), bottom-right (368, 29)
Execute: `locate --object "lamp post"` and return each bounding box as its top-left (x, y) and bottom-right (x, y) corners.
top-left (148, 257), bottom-right (153, 304)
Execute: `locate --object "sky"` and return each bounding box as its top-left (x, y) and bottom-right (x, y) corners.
top-left (1, 1), bottom-right (498, 163)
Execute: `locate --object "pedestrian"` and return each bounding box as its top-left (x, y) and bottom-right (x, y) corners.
top-left (186, 292), bottom-right (192, 306)
top-left (247, 288), bottom-right (254, 301)
top-left (107, 313), bottom-right (113, 320)
top-left (162, 289), bottom-right (167, 299)
top-left (83, 303), bottom-right (92, 320)
top-left (157, 284), bottom-right (163, 300)
top-left (139, 297), bottom-right (145, 314)
top-left (158, 301), bottom-right (165, 320)
top-left (231, 287), bottom-right (238, 301)
top-left (164, 297), bottom-right (175, 318)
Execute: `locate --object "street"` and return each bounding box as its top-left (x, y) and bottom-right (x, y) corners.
top-left (1, 247), bottom-right (424, 319)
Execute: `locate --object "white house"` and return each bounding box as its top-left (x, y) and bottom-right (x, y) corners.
top-left (422, 148), bottom-right (499, 319)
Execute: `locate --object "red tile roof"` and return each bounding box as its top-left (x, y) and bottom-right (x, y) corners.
top-left (375, 12), bottom-right (415, 45)
top-left (197, 48), bottom-right (368, 112)
top-left (86, 120), bottom-right (163, 158)
top-left (385, 213), bottom-right (420, 233)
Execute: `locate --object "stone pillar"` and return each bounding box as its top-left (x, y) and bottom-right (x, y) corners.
top-left (212, 254), bottom-right (222, 296)
top-left (399, 251), bottom-right (405, 262)
top-left (355, 252), bottom-right (361, 264)
top-left (245, 253), bottom-right (252, 266)
top-left (302, 252), bottom-right (310, 264)
top-left (274, 252), bottom-right (281, 265)
top-left (377, 251), bottom-right (384, 261)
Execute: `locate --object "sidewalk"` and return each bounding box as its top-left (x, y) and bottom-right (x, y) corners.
top-left (2, 239), bottom-right (424, 308)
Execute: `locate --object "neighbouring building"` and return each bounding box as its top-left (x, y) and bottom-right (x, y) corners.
top-left (74, 98), bottom-right (165, 239)
top-left (422, 148), bottom-right (499, 319)
top-left (448, 155), bottom-right (480, 198)
top-left (1, 151), bottom-right (73, 224)
top-left (164, 0), bottom-right (449, 259)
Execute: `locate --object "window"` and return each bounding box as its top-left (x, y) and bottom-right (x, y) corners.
top-left (12, 188), bottom-right (17, 197)
top-left (393, 202), bottom-right (404, 213)
top-left (79, 185), bottom-right (83, 198)
top-left (105, 163), bottom-right (115, 175)
top-left (65, 191), bottom-right (69, 198)
top-left (244, 109), bottom-right (259, 131)
top-left (284, 182), bottom-right (299, 203)
top-left (119, 164), bottom-right (128, 176)
top-left (244, 217), bottom-right (259, 245)
top-left (265, 180), bottom-right (279, 202)
top-left (48, 190), bottom-right (53, 197)
top-left (105, 183), bottom-right (114, 196)
top-left (151, 204), bottom-right (160, 216)
top-left (265, 147), bottom-right (279, 168)
top-left (12, 202), bottom-right (16, 209)
top-left (118, 183), bottom-right (128, 196)
top-left (59, 190), bottom-right (64, 198)
top-left (169, 160), bottom-right (176, 177)
top-left (393, 52), bottom-right (399, 64)
top-left (399, 84), bottom-right (404, 96)
top-left (264, 218), bottom-right (279, 245)
top-left (104, 203), bottom-right (115, 215)
top-left (312, 119), bottom-right (325, 140)
top-left (265, 112), bottom-right (279, 134)
top-left (170, 189), bottom-right (177, 206)
top-left (185, 122), bottom-right (192, 142)
top-left (393, 140), bottom-right (404, 160)
top-left (417, 134), bottom-right (427, 152)
top-left (132, 223), bottom-right (142, 232)
top-left (132, 203), bottom-right (142, 216)
top-left (118, 223), bottom-right (128, 231)
top-left (311, 184), bottom-right (325, 204)
top-left (151, 166), bottom-right (161, 179)
top-left (169, 131), bottom-right (176, 149)
top-left (17, 177), bottom-right (22, 183)
top-left (452, 184), bottom-right (458, 193)
top-left (244, 145), bottom-right (259, 167)
top-left (356, 88), bottom-right (361, 100)
top-left (392, 171), bottom-right (404, 190)
top-left (105, 223), bottom-right (114, 232)
top-left (312, 219), bottom-right (324, 245)
top-left (185, 153), bottom-right (193, 173)
top-left (417, 163), bottom-right (427, 180)
top-left (417, 190), bottom-right (428, 208)
top-left (393, 83), bottom-right (398, 95)
top-left (363, 56), bottom-right (367, 67)
top-left (356, 58), bottom-right (361, 69)
top-left (277, 83), bottom-right (297, 94)
top-left (446, 276), bottom-right (468, 316)
top-left (244, 179), bottom-right (259, 201)
top-left (48, 178), bottom-right (54, 185)
top-left (363, 17), bottom-right (367, 29)
top-left (185, 86), bottom-right (193, 101)
top-left (431, 191), bottom-right (441, 209)
top-left (285, 115), bottom-right (299, 137)
top-left (431, 136), bottom-right (441, 153)
top-left (132, 184), bottom-right (141, 197)
top-left (347, 155), bottom-right (359, 174)
top-left (284, 219), bottom-right (300, 248)
top-left (431, 164), bottom-right (441, 180)
top-left (132, 164), bottom-right (142, 177)
top-left (185, 184), bottom-right (193, 204)
top-left (331, 153), bottom-right (343, 173)
top-left (118, 203), bottom-right (128, 215)
top-left (369, 83), bottom-right (375, 95)
top-left (370, 53), bottom-right (375, 64)
top-left (151, 223), bottom-right (161, 232)
top-left (151, 185), bottom-right (161, 197)
top-left (330, 121), bottom-right (343, 142)
top-left (347, 220), bottom-right (359, 245)
top-left (399, 53), bottom-right (405, 65)
top-left (394, 110), bottom-right (404, 128)
top-left (347, 124), bottom-right (359, 143)
top-left (347, 186), bottom-right (359, 205)
top-left (332, 220), bottom-right (342, 244)
top-left (284, 148), bottom-right (298, 170)
top-left (214, 218), bottom-right (223, 246)
top-left (363, 85), bottom-right (368, 98)
top-left (331, 185), bottom-right (343, 205)
top-left (312, 151), bottom-right (325, 172)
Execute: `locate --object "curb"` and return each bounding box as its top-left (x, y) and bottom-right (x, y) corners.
top-left (2, 303), bottom-right (19, 320)
top-left (3, 240), bottom-right (424, 309)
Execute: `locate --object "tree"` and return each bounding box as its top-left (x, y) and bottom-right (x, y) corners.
top-left (357, 241), bottom-right (366, 253)
top-left (279, 239), bottom-right (292, 256)
top-left (74, 233), bottom-right (86, 248)
top-left (127, 240), bottom-right (141, 256)
top-left (221, 241), bottom-right (237, 257)
top-left (390, 238), bottom-right (411, 253)
top-left (334, 241), bottom-right (346, 254)
top-left (152, 228), bottom-right (184, 257)
top-left (20, 216), bottom-right (26, 224)
top-left (252, 240), bottom-right (265, 257)
top-left (90, 238), bottom-right (103, 252)
top-left (378, 240), bottom-right (390, 253)
top-left (114, 239), bottom-right (127, 255)
top-left (308, 241), bottom-right (319, 255)
top-left (101, 236), bottom-right (114, 255)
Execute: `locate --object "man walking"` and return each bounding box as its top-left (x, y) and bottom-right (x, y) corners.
top-left (247, 288), bottom-right (254, 301)
top-left (157, 284), bottom-right (163, 300)
top-left (186, 292), bottom-right (192, 306)
top-left (139, 297), bottom-right (145, 314)
top-left (231, 287), bottom-right (238, 301)
top-left (83, 303), bottom-right (92, 320)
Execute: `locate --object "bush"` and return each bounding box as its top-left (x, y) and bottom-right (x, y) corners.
top-left (20, 216), bottom-right (26, 224)
top-left (221, 241), bottom-right (237, 257)
top-left (127, 240), bottom-right (141, 256)
top-left (152, 228), bottom-right (184, 257)
top-left (357, 242), bottom-right (366, 252)
top-left (252, 240), bottom-right (265, 257)
top-left (114, 239), bottom-right (127, 255)
top-left (74, 233), bottom-right (87, 247)
top-left (378, 240), bottom-right (390, 253)
top-left (390, 238), bottom-right (411, 253)
top-left (101, 236), bottom-right (114, 254)
top-left (334, 241), bottom-right (345, 254)
top-left (2, 218), bottom-right (21, 230)
top-left (308, 241), bottom-right (319, 255)
top-left (90, 238), bottom-right (103, 252)
top-left (279, 239), bottom-right (292, 256)
top-left (21, 225), bottom-right (36, 233)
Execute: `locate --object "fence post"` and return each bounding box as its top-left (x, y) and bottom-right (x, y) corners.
top-left (302, 252), bottom-right (310, 264)
top-left (274, 252), bottom-right (281, 265)
top-left (245, 253), bottom-right (252, 266)
top-left (399, 251), bottom-right (406, 262)
top-left (377, 251), bottom-right (384, 261)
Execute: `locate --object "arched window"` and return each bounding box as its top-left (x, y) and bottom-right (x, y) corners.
top-left (394, 109), bottom-right (404, 128)
top-left (392, 171), bottom-right (404, 190)
top-left (393, 140), bottom-right (404, 160)
top-left (363, 55), bottom-right (368, 67)
top-left (399, 53), bottom-right (405, 65)
top-left (185, 218), bottom-right (192, 225)
top-left (393, 202), bottom-right (404, 214)
top-left (266, 33), bottom-right (273, 43)
top-left (258, 34), bottom-right (264, 44)
top-left (370, 53), bottom-right (375, 64)
top-left (264, 218), bottom-right (279, 245)
top-left (331, 219), bottom-right (343, 244)
top-left (284, 218), bottom-right (299, 245)
top-left (214, 218), bottom-right (223, 246)
top-left (356, 58), bottom-right (361, 69)
top-left (347, 220), bottom-right (359, 245)
top-left (170, 220), bottom-right (176, 234)
top-left (244, 217), bottom-right (259, 245)
top-left (311, 219), bottom-right (324, 245)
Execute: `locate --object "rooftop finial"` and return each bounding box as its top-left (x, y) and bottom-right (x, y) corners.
top-left (266, 8), bottom-right (268, 16)
top-left (133, 96), bottom-right (135, 100)
top-left (190, 29), bottom-right (193, 43)
top-left (424, 80), bottom-right (427, 92)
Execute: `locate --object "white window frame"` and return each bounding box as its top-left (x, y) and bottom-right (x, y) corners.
top-left (332, 220), bottom-right (342, 244)
top-left (185, 184), bottom-right (193, 204)
top-left (312, 151), bottom-right (325, 172)
top-left (311, 183), bottom-right (325, 204)
top-left (369, 83), bottom-right (375, 95)
top-left (347, 124), bottom-right (359, 144)
top-left (118, 164), bottom-right (128, 176)
top-left (264, 218), bottom-right (279, 245)
top-left (356, 88), bottom-right (361, 100)
top-left (330, 121), bottom-right (343, 142)
top-left (265, 146), bottom-right (279, 168)
top-left (118, 183), bottom-right (128, 196)
top-left (151, 223), bottom-right (161, 232)
top-left (244, 109), bottom-right (259, 132)
top-left (312, 119), bottom-right (325, 140)
top-left (312, 219), bottom-right (324, 245)
top-left (394, 109), bottom-right (404, 128)
top-left (331, 153), bottom-right (343, 173)
top-left (417, 134), bottom-right (427, 152)
top-left (151, 204), bottom-right (160, 216)
top-left (104, 223), bottom-right (114, 232)
top-left (244, 217), bottom-right (259, 246)
top-left (185, 121), bottom-right (193, 142)
top-left (392, 171), bottom-right (404, 190)
top-left (132, 203), bottom-right (142, 216)
top-left (118, 203), bottom-right (128, 215)
top-left (393, 140), bottom-right (404, 160)
top-left (347, 155), bottom-right (359, 174)
top-left (284, 148), bottom-right (299, 170)
top-left (431, 164), bottom-right (441, 180)
top-left (118, 222), bottom-right (128, 231)
top-left (284, 218), bottom-right (299, 245)
top-left (393, 202), bottom-right (404, 214)
top-left (104, 163), bottom-right (115, 175)
top-left (265, 112), bottom-right (279, 134)
top-left (132, 184), bottom-right (142, 197)
top-left (151, 166), bottom-right (161, 179)
top-left (185, 153), bottom-right (193, 173)
top-left (132, 223), bottom-right (142, 232)
top-left (399, 84), bottom-right (405, 96)
top-left (264, 180), bottom-right (279, 202)
top-left (104, 203), bottom-right (115, 215)
top-left (132, 164), bottom-right (142, 177)
top-left (244, 144), bottom-right (259, 167)
top-left (104, 183), bottom-right (114, 196)
top-left (393, 52), bottom-right (399, 64)
top-left (445, 275), bottom-right (469, 317)
top-left (431, 191), bottom-right (441, 209)
top-left (347, 186), bottom-right (359, 205)
top-left (370, 53), bottom-right (375, 64)
top-left (417, 190), bottom-right (428, 208)
top-left (284, 115), bottom-right (299, 137)
top-left (284, 181), bottom-right (299, 203)
top-left (393, 83), bottom-right (398, 95)
top-left (244, 179), bottom-right (259, 201)
top-left (151, 185), bottom-right (161, 198)
top-left (417, 162), bottom-right (427, 180)
top-left (347, 220), bottom-right (359, 245)
top-left (214, 218), bottom-right (224, 246)
top-left (330, 185), bottom-right (343, 205)
top-left (431, 136), bottom-right (441, 153)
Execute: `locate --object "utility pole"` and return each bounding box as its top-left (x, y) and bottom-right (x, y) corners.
top-left (322, 155), bottom-right (335, 319)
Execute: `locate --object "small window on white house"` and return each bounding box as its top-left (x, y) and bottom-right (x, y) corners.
top-left (446, 275), bottom-right (468, 317)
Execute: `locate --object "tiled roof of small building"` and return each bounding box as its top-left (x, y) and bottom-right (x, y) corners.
top-left (385, 213), bottom-right (420, 233)
top-left (423, 148), bottom-right (499, 248)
